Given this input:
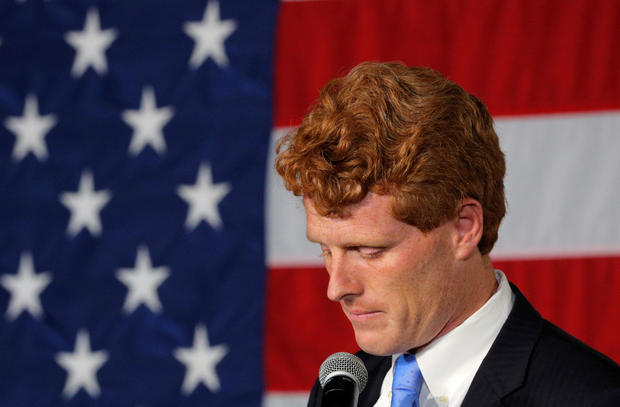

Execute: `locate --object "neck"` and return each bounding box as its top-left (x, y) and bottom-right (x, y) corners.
top-left (462, 254), bottom-right (498, 315)
top-left (419, 254), bottom-right (498, 351)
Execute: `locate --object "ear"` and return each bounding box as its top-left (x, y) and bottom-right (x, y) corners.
top-left (453, 198), bottom-right (484, 260)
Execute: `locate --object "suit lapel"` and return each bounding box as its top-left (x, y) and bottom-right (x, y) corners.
top-left (356, 352), bottom-right (392, 407)
top-left (461, 284), bottom-right (543, 407)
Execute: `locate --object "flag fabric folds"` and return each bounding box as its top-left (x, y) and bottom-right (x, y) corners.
top-left (0, 0), bottom-right (276, 406)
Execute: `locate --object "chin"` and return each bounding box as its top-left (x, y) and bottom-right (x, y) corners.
top-left (354, 331), bottom-right (399, 356)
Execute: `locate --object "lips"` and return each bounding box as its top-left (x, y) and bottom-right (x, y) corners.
top-left (344, 308), bottom-right (383, 322)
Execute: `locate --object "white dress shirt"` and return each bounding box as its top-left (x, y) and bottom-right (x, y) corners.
top-left (373, 270), bottom-right (515, 407)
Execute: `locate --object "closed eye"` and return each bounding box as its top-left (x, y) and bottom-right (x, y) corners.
top-left (354, 246), bottom-right (384, 258)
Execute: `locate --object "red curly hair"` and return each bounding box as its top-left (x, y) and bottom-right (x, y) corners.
top-left (276, 62), bottom-right (505, 255)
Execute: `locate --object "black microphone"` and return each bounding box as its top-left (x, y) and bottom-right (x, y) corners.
top-left (319, 352), bottom-right (368, 407)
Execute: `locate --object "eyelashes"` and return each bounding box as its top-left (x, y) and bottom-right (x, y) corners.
top-left (318, 245), bottom-right (385, 259)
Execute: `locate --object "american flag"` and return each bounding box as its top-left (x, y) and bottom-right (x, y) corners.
top-left (1, 0), bottom-right (275, 405)
top-left (1, 1), bottom-right (619, 407)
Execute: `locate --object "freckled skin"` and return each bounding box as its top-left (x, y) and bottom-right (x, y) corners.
top-left (304, 193), bottom-right (497, 356)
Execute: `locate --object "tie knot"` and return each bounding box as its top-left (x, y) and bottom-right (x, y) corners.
top-left (391, 354), bottom-right (423, 407)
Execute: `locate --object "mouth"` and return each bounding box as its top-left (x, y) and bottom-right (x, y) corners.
top-left (345, 308), bottom-right (384, 322)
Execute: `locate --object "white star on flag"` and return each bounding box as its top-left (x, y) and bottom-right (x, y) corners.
top-left (65, 8), bottom-right (118, 77)
top-left (116, 246), bottom-right (170, 314)
top-left (55, 330), bottom-right (109, 399)
top-left (60, 170), bottom-right (111, 237)
top-left (174, 324), bottom-right (228, 394)
top-left (4, 94), bottom-right (57, 162)
top-left (184, 0), bottom-right (237, 68)
top-left (121, 86), bottom-right (174, 156)
top-left (0, 252), bottom-right (52, 320)
top-left (177, 163), bottom-right (231, 230)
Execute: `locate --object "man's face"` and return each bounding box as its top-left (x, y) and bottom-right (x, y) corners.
top-left (305, 192), bottom-right (467, 356)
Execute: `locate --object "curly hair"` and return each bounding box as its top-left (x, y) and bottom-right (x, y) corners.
top-left (275, 62), bottom-right (505, 255)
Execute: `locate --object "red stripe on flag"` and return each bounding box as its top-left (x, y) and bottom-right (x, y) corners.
top-left (264, 266), bottom-right (358, 391)
top-left (274, 0), bottom-right (620, 126)
top-left (264, 256), bottom-right (620, 391)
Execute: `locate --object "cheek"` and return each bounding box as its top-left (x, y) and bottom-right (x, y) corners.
top-left (367, 259), bottom-right (422, 318)
top-left (380, 253), bottom-right (426, 292)
top-left (379, 250), bottom-right (451, 319)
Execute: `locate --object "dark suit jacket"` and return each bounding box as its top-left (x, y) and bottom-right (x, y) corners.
top-left (307, 284), bottom-right (620, 406)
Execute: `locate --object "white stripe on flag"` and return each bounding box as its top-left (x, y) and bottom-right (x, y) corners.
top-left (263, 392), bottom-right (310, 407)
top-left (494, 111), bottom-right (620, 258)
top-left (266, 127), bottom-right (323, 267)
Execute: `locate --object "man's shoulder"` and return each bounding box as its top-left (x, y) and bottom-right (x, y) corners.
top-left (469, 284), bottom-right (620, 406)
top-left (509, 284), bottom-right (619, 383)
top-left (532, 318), bottom-right (620, 386)
top-left (496, 317), bottom-right (620, 405)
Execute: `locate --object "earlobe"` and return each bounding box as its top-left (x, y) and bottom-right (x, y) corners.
top-left (454, 198), bottom-right (484, 260)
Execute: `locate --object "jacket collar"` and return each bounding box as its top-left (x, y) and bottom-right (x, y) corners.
top-left (356, 351), bottom-right (391, 407)
top-left (461, 284), bottom-right (543, 406)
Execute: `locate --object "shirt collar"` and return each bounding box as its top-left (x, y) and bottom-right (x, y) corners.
top-left (413, 269), bottom-right (514, 404)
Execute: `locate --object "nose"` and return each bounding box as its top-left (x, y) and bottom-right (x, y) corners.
top-left (326, 253), bottom-right (362, 302)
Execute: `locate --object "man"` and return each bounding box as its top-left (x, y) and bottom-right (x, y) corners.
top-left (275, 62), bottom-right (619, 406)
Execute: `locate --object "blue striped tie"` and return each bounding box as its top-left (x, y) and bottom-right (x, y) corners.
top-left (390, 353), bottom-right (423, 407)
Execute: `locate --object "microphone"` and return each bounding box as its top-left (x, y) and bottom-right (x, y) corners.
top-left (319, 352), bottom-right (368, 407)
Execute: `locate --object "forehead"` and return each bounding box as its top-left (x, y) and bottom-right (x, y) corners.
top-left (304, 193), bottom-right (409, 243)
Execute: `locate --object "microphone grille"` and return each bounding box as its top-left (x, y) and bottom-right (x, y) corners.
top-left (318, 352), bottom-right (368, 391)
